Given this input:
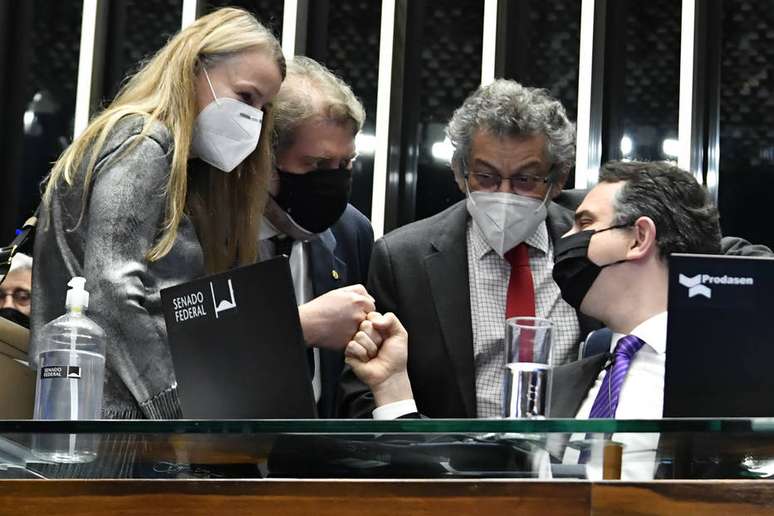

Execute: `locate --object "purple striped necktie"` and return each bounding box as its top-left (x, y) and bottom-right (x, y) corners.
top-left (588, 335), bottom-right (646, 418)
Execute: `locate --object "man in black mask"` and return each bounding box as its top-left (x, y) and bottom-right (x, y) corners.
top-left (545, 161), bottom-right (722, 478)
top-left (261, 56), bottom-right (374, 417)
top-left (0, 253), bottom-right (32, 329)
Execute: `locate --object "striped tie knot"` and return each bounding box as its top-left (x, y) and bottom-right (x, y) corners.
top-left (612, 334), bottom-right (645, 364)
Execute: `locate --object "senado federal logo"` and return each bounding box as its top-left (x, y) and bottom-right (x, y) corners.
top-left (678, 273), bottom-right (754, 299)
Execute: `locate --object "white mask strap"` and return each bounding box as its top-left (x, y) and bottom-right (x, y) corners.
top-left (202, 67), bottom-right (221, 106)
top-left (536, 185), bottom-right (552, 213)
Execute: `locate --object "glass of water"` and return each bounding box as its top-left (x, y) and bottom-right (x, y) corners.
top-left (502, 317), bottom-right (553, 419)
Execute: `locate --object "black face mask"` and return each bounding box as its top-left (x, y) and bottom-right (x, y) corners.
top-left (273, 167), bottom-right (352, 234)
top-left (0, 307), bottom-right (30, 329)
top-left (552, 224), bottom-right (630, 310)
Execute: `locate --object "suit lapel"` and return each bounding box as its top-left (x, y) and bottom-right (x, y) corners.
top-left (308, 230), bottom-right (348, 298)
top-left (306, 230), bottom-right (348, 417)
top-left (424, 202), bottom-right (476, 417)
top-left (549, 352), bottom-right (608, 417)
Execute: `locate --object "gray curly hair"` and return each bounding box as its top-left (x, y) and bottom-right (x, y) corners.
top-left (447, 79), bottom-right (576, 183)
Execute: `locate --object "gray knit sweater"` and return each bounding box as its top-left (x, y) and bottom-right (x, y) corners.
top-left (30, 116), bottom-right (205, 419)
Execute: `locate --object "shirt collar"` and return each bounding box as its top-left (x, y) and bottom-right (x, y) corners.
top-left (468, 218), bottom-right (491, 260)
top-left (610, 311), bottom-right (668, 355)
top-left (527, 220), bottom-right (550, 255)
top-left (468, 217), bottom-right (550, 261)
top-left (259, 218), bottom-right (335, 253)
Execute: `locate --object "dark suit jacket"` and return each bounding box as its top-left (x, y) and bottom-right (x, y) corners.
top-left (337, 192), bottom-right (601, 418)
top-left (307, 204), bottom-right (373, 418)
top-left (547, 352), bottom-right (609, 418)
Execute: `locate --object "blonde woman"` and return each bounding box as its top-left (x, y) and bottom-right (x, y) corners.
top-left (30, 8), bottom-right (285, 419)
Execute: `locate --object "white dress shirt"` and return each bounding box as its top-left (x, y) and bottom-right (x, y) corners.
top-left (372, 399), bottom-right (418, 420)
top-left (259, 220), bottom-right (321, 402)
top-left (563, 311), bottom-right (667, 480)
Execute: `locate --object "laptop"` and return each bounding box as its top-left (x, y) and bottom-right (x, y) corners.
top-left (664, 253), bottom-right (774, 417)
top-left (160, 257), bottom-right (317, 419)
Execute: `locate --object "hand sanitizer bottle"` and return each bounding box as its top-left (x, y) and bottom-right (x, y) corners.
top-left (32, 277), bottom-right (106, 463)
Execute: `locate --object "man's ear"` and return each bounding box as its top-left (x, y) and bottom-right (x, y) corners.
top-left (451, 161), bottom-right (466, 194)
top-left (625, 216), bottom-right (658, 260)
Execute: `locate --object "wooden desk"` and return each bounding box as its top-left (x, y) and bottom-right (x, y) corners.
top-left (2, 480), bottom-right (773, 516)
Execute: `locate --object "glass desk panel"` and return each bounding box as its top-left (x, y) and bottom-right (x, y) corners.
top-left (1, 419), bottom-right (774, 480)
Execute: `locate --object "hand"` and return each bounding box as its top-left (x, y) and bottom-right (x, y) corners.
top-left (345, 312), bottom-right (413, 407)
top-left (298, 284), bottom-right (375, 351)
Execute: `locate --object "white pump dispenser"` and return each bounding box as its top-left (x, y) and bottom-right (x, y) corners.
top-left (65, 276), bottom-right (90, 312)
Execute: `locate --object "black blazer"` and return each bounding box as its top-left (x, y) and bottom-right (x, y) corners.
top-left (307, 204), bottom-right (374, 418)
top-left (337, 192), bottom-right (601, 418)
top-left (547, 352), bottom-right (609, 418)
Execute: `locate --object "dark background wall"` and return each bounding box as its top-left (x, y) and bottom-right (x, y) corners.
top-left (717, 0), bottom-right (774, 247)
top-left (0, 0), bottom-right (772, 250)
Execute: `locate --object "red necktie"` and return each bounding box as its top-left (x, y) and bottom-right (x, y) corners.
top-left (505, 243), bottom-right (536, 362)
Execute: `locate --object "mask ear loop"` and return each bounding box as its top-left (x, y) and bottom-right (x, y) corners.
top-left (462, 171), bottom-right (483, 210)
top-left (202, 67), bottom-right (221, 106)
top-left (535, 165), bottom-right (568, 213)
top-left (534, 186), bottom-right (552, 214)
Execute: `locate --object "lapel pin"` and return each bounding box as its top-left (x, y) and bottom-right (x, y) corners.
top-left (331, 270), bottom-right (340, 280)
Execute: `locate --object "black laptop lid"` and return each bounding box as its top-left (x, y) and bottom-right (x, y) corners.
top-left (161, 257), bottom-right (317, 419)
top-left (665, 253), bottom-right (774, 417)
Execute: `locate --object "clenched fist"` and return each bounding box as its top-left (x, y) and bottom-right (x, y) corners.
top-left (345, 312), bottom-right (413, 407)
top-left (298, 284), bottom-right (376, 351)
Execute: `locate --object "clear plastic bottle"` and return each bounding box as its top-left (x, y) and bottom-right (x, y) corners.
top-left (32, 277), bottom-right (106, 463)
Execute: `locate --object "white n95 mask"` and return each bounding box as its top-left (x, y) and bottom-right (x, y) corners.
top-left (191, 68), bottom-right (264, 173)
top-left (466, 190), bottom-right (548, 257)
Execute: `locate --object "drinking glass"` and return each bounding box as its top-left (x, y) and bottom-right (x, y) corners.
top-left (502, 317), bottom-right (553, 418)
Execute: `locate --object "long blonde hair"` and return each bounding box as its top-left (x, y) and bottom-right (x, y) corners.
top-left (42, 8), bottom-right (285, 272)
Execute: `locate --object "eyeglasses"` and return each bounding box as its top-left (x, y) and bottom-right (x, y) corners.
top-left (0, 288), bottom-right (31, 307)
top-left (467, 172), bottom-right (552, 195)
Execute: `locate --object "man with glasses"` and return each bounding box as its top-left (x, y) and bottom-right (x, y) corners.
top-left (0, 253), bottom-right (32, 328)
top-left (338, 79), bottom-right (598, 418)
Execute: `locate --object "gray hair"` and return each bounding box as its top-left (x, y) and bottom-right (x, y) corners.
top-left (447, 79), bottom-right (575, 182)
top-left (9, 253), bottom-right (32, 273)
top-left (272, 56), bottom-right (365, 152)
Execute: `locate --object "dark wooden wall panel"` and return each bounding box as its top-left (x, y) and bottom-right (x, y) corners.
top-left (0, 480), bottom-right (589, 516)
top-left (592, 482), bottom-right (774, 516)
top-left (2, 479), bottom-right (774, 515)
